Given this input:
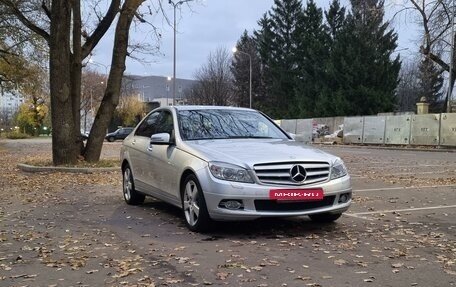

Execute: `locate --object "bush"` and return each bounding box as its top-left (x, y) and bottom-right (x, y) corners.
top-left (5, 131), bottom-right (30, 139)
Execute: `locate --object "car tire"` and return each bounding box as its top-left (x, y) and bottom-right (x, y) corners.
top-left (107, 136), bottom-right (115, 142)
top-left (123, 165), bottom-right (145, 205)
top-left (181, 174), bottom-right (212, 232)
top-left (309, 212), bottom-right (342, 223)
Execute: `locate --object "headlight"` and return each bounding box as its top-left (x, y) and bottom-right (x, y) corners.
top-left (330, 159), bottom-right (348, 180)
top-left (209, 162), bottom-right (254, 183)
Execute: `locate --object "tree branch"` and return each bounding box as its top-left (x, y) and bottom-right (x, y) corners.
top-left (41, 0), bottom-right (51, 19)
top-left (420, 46), bottom-right (450, 72)
top-left (410, 0), bottom-right (432, 53)
top-left (81, 0), bottom-right (121, 59)
top-left (0, 0), bottom-right (50, 42)
top-left (134, 11), bottom-right (146, 23)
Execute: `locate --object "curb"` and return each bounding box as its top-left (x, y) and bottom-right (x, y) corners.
top-left (17, 163), bottom-right (120, 174)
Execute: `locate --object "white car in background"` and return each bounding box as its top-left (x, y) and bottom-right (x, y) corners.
top-left (120, 106), bottom-right (352, 232)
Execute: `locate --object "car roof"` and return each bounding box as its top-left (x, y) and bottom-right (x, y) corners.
top-left (172, 105), bottom-right (254, 112)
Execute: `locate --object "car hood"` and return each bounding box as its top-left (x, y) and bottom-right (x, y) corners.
top-left (181, 139), bottom-right (338, 169)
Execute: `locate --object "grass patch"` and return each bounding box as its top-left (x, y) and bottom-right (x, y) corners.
top-left (24, 158), bottom-right (120, 168)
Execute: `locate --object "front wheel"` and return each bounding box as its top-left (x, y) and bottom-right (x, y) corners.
top-left (309, 212), bottom-right (342, 223)
top-left (181, 174), bottom-right (212, 232)
top-left (107, 136), bottom-right (115, 142)
top-left (123, 165), bottom-right (145, 205)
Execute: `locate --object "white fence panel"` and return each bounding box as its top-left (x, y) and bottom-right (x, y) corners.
top-left (280, 119), bottom-right (297, 135)
top-left (440, 113), bottom-right (456, 146)
top-left (385, 115), bottom-right (411, 145)
top-left (363, 116), bottom-right (386, 144)
top-left (296, 119), bottom-right (313, 143)
top-left (343, 117), bottom-right (364, 144)
top-left (410, 114), bottom-right (440, 146)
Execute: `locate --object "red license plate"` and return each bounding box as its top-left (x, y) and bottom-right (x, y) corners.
top-left (269, 189), bottom-right (324, 201)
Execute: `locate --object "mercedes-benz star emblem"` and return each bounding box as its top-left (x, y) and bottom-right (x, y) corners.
top-left (290, 165), bottom-right (307, 183)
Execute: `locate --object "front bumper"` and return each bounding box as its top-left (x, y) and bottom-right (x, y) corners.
top-left (195, 168), bottom-right (352, 221)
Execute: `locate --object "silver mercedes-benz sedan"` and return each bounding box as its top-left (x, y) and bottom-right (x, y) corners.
top-left (120, 106), bottom-right (352, 232)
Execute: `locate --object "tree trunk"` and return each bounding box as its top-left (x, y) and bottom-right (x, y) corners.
top-left (49, 0), bottom-right (76, 165)
top-left (443, 73), bottom-right (455, 113)
top-left (83, 0), bottom-right (144, 162)
top-left (71, 0), bottom-right (84, 155)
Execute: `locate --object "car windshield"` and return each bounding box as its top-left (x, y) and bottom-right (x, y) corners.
top-left (177, 109), bottom-right (289, 141)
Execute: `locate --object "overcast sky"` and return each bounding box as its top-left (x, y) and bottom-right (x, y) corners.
top-left (88, 0), bottom-right (420, 80)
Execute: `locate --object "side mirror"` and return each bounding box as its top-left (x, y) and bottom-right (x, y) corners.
top-left (150, 133), bottom-right (172, 145)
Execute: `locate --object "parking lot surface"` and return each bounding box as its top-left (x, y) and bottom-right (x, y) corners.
top-left (0, 138), bottom-right (455, 287)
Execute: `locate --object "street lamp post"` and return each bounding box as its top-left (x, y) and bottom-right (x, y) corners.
top-left (448, 0), bottom-right (456, 113)
top-left (166, 76), bottom-right (172, 105)
top-left (232, 47), bottom-right (252, 109)
top-left (169, 0), bottom-right (193, 106)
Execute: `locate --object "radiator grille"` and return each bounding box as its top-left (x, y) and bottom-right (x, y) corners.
top-left (254, 161), bottom-right (330, 185)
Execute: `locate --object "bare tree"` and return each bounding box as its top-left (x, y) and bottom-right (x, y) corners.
top-left (396, 60), bottom-right (420, 112)
top-left (188, 47), bottom-right (234, 106)
top-left (401, 0), bottom-right (454, 112)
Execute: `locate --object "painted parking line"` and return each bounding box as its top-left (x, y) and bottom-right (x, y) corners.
top-left (380, 170), bottom-right (453, 176)
top-left (349, 169), bottom-right (452, 178)
top-left (353, 184), bottom-right (456, 192)
top-left (347, 204), bottom-right (456, 217)
top-left (344, 213), bottom-right (375, 221)
top-left (345, 205), bottom-right (456, 221)
top-left (347, 164), bottom-right (456, 169)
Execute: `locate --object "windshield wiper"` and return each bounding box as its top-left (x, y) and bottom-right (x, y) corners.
top-left (228, 136), bottom-right (274, 139)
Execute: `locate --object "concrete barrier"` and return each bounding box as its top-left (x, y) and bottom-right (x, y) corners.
top-left (385, 115), bottom-right (411, 145)
top-left (363, 116), bottom-right (386, 144)
top-left (343, 117), bottom-right (364, 144)
top-left (276, 113), bottom-right (456, 147)
top-left (440, 113), bottom-right (456, 146)
top-left (277, 113), bottom-right (455, 147)
top-left (410, 114), bottom-right (440, 146)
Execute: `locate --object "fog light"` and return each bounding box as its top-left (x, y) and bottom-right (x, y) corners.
top-left (338, 193), bottom-right (351, 204)
top-left (222, 200), bottom-right (243, 210)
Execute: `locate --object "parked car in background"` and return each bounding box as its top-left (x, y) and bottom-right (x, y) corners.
top-left (81, 131), bottom-right (89, 141)
top-left (120, 106), bottom-right (352, 232)
top-left (106, 127), bottom-right (134, 142)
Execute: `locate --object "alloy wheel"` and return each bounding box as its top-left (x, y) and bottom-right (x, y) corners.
top-left (183, 180), bottom-right (200, 226)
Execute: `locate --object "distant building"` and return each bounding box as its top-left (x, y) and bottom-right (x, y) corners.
top-left (122, 75), bottom-right (196, 107)
top-left (0, 90), bottom-right (24, 126)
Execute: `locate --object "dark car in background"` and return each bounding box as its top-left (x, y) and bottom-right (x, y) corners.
top-left (105, 127), bottom-right (134, 142)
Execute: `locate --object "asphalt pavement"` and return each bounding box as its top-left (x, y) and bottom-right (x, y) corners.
top-left (0, 138), bottom-right (454, 287)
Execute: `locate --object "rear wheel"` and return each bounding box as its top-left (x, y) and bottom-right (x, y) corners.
top-left (309, 212), bottom-right (342, 223)
top-left (123, 165), bottom-right (145, 205)
top-left (181, 174), bottom-right (212, 232)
